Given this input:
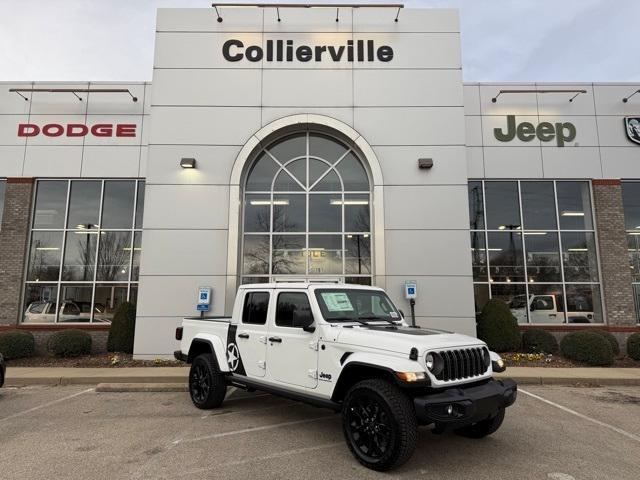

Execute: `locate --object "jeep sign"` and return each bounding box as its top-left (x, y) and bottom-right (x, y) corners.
top-left (494, 115), bottom-right (576, 147)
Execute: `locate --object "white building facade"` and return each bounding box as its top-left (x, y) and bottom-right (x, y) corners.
top-left (0, 7), bottom-right (638, 357)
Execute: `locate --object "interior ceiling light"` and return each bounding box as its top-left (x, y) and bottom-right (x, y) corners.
top-left (561, 211), bottom-right (585, 217)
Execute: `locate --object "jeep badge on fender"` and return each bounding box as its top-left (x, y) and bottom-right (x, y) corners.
top-left (174, 283), bottom-right (517, 472)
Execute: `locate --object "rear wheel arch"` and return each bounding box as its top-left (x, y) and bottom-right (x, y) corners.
top-left (188, 339), bottom-right (218, 367)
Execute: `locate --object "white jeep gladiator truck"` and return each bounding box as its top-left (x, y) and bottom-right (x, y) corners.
top-left (174, 283), bottom-right (517, 471)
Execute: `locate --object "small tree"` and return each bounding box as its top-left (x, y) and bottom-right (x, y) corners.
top-left (477, 299), bottom-right (521, 352)
top-left (107, 302), bottom-right (137, 354)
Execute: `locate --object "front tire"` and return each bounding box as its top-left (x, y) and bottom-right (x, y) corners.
top-left (454, 408), bottom-right (505, 438)
top-left (188, 353), bottom-right (227, 409)
top-left (342, 379), bottom-right (417, 471)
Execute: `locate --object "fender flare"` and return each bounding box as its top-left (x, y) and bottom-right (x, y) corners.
top-left (342, 351), bottom-right (422, 374)
top-left (189, 333), bottom-right (230, 372)
top-left (331, 351), bottom-right (427, 402)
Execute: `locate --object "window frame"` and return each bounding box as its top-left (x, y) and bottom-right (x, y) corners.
top-left (621, 180), bottom-right (640, 325)
top-left (241, 291), bottom-right (271, 325)
top-left (240, 131), bottom-right (373, 286)
top-left (22, 178), bottom-right (144, 324)
top-left (470, 179), bottom-right (605, 325)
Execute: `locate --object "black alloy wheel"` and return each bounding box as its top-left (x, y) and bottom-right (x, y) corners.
top-left (188, 353), bottom-right (227, 409)
top-left (342, 379), bottom-right (417, 471)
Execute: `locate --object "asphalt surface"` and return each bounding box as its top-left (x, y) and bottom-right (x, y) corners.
top-left (1, 384), bottom-right (639, 479)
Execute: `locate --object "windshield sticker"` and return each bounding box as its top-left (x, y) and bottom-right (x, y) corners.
top-left (389, 311), bottom-right (399, 318)
top-left (321, 292), bottom-right (354, 312)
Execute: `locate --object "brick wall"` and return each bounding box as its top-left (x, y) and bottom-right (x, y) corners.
top-left (592, 179), bottom-right (636, 327)
top-left (0, 178), bottom-right (34, 325)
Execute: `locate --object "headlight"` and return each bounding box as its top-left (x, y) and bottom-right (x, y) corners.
top-left (425, 352), bottom-right (444, 376)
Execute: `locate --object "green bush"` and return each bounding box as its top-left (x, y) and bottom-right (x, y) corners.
top-left (560, 331), bottom-right (613, 366)
top-left (522, 329), bottom-right (558, 354)
top-left (0, 330), bottom-right (35, 359)
top-left (591, 330), bottom-right (620, 356)
top-left (107, 302), bottom-right (137, 354)
top-left (47, 330), bottom-right (92, 358)
top-left (477, 299), bottom-right (521, 352)
top-left (627, 333), bottom-right (640, 361)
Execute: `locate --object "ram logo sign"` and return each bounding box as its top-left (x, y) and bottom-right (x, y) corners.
top-left (625, 117), bottom-right (640, 145)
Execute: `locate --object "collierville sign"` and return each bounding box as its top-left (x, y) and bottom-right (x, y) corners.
top-left (17, 123), bottom-right (137, 138)
top-left (222, 39), bottom-right (394, 63)
top-left (494, 115), bottom-right (576, 147)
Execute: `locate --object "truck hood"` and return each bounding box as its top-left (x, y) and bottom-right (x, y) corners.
top-left (332, 325), bottom-right (486, 355)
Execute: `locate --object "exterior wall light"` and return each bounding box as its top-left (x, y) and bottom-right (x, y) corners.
top-left (418, 158), bottom-right (433, 169)
top-left (180, 158), bottom-right (196, 169)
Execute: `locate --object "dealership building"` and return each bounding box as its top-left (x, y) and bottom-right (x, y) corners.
top-left (0, 5), bottom-right (639, 358)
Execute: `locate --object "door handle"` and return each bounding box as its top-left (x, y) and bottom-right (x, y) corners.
top-left (238, 333), bottom-right (249, 339)
top-left (268, 336), bottom-right (282, 343)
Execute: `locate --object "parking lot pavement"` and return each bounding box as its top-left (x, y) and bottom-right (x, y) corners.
top-left (1, 384), bottom-right (639, 480)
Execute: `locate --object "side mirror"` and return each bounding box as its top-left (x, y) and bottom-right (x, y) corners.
top-left (399, 309), bottom-right (405, 319)
top-left (297, 314), bottom-right (316, 333)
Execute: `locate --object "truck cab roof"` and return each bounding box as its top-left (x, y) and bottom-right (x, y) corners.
top-left (238, 282), bottom-right (384, 292)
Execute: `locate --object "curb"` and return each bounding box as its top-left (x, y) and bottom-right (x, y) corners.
top-left (96, 383), bottom-right (187, 392)
top-left (5, 375), bottom-right (188, 387)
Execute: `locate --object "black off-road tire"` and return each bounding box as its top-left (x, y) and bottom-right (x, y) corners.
top-left (342, 379), bottom-right (417, 471)
top-left (188, 353), bottom-right (227, 409)
top-left (454, 408), bottom-right (505, 438)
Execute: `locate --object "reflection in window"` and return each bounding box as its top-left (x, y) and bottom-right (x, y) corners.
top-left (470, 180), bottom-right (602, 324)
top-left (242, 131), bottom-right (371, 284)
top-left (23, 179), bottom-right (143, 323)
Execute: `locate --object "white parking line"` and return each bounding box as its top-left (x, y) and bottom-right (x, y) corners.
top-left (520, 388), bottom-right (640, 444)
top-left (0, 388), bottom-right (94, 423)
top-left (173, 414), bottom-right (335, 445)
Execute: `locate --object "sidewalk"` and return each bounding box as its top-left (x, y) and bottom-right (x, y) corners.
top-left (4, 366), bottom-right (640, 388)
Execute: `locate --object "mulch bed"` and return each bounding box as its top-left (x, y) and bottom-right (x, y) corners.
top-left (502, 352), bottom-right (640, 368)
top-left (6, 353), bottom-right (183, 368)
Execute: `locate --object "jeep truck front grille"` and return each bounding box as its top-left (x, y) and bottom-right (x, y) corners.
top-left (434, 347), bottom-right (489, 382)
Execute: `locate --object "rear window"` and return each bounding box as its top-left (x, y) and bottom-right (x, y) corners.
top-left (242, 291), bottom-right (270, 325)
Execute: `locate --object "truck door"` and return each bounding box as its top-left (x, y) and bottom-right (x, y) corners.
top-left (529, 295), bottom-right (558, 323)
top-left (234, 290), bottom-right (271, 378)
top-left (266, 291), bottom-right (318, 389)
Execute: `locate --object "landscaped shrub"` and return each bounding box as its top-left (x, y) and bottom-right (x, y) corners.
top-left (107, 302), bottom-right (137, 354)
top-left (560, 331), bottom-right (613, 366)
top-left (522, 329), bottom-right (558, 354)
top-left (477, 299), bottom-right (521, 352)
top-left (591, 330), bottom-right (620, 356)
top-left (47, 330), bottom-right (92, 358)
top-left (0, 330), bottom-right (35, 359)
top-left (627, 333), bottom-right (640, 361)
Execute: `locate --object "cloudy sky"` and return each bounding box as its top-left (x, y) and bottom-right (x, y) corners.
top-left (0, 0), bottom-right (638, 82)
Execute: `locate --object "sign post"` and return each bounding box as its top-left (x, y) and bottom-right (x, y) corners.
top-left (404, 281), bottom-right (417, 327)
top-left (197, 286), bottom-right (212, 318)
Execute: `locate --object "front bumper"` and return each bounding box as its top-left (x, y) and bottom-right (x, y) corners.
top-left (414, 378), bottom-right (517, 427)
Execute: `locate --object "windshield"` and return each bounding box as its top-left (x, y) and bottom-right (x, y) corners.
top-left (314, 288), bottom-right (401, 323)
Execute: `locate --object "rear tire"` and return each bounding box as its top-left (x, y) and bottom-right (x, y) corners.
top-left (189, 353), bottom-right (227, 409)
top-left (342, 379), bottom-right (417, 471)
top-left (454, 408), bottom-right (505, 438)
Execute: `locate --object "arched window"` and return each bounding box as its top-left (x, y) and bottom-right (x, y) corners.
top-left (241, 131), bottom-right (372, 285)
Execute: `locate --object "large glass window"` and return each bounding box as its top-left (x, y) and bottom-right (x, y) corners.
top-left (241, 132), bottom-right (371, 284)
top-left (470, 180), bottom-right (603, 324)
top-left (23, 179), bottom-right (144, 323)
top-left (621, 181), bottom-right (640, 323)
